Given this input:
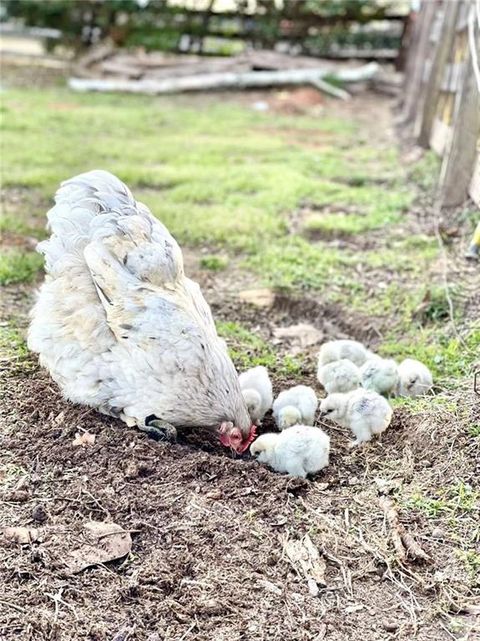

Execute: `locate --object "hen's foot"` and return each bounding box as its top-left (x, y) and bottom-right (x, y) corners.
top-left (139, 420), bottom-right (177, 442)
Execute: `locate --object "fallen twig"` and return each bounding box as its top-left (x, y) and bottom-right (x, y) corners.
top-left (379, 497), bottom-right (430, 563)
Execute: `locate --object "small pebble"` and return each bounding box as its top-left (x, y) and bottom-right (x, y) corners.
top-left (432, 527), bottom-right (446, 539)
top-left (124, 461), bottom-right (139, 479)
top-left (382, 619), bottom-right (399, 632)
top-left (31, 504), bottom-right (48, 523)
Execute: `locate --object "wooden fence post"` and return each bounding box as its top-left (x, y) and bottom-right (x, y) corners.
top-left (401, 0), bottom-right (437, 128)
top-left (418, 2), bottom-right (459, 147)
top-left (439, 22), bottom-right (480, 207)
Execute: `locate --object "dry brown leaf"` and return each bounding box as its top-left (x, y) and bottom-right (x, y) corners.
top-left (66, 521), bottom-right (132, 574)
top-left (3, 526), bottom-right (40, 544)
top-left (53, 410), bottom-right (65, 425)
top-left (238, 288), bottom-right (275, 308)
top-left (283, 533), bottom-right (327, 593)
top-left (72, 431), bottom-right (96, 447)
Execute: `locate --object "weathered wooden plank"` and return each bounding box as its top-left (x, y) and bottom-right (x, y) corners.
top-left (430, 116), bottom-right (452, 156)
top-left (418, 2), bottom-right (459, 147)
top-left (402, 0), bottom-right (438, 127)
top-left (439, 41), bottom-right (480, 206)
top-left (469, 151), bottom-right (480, 206)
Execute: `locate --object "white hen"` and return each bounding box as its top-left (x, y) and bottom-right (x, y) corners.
top-left (317, 358), bottom-right (361, 394)
top-left (272, 385), bottom-right (318, 430)
top-left (320, 389), bottom-right (393, 446)
top-left (28, 171), bottom-right (256, 452)
top-left (238, 365), bottom-right (273, 424)
top-left (396, 358), bottom-right (433, 397)
top-left (318, 339), bottom-right (369, 367)
top-left (250, 425), bottom-right (330, 478)
top-left (360, 357), bottom-right (399, 396)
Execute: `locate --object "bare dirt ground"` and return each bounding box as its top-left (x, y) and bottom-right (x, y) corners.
top-left (1, 76), bottom-right (479, 640)
top-left (2, 277), bottom-right (479, 641)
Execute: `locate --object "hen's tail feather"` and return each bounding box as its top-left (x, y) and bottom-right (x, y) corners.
top-left (39, 171), bottom-right (147, 274)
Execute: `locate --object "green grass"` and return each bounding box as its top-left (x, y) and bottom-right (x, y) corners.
top-left (0, 250), bottom-right (44, 285)
top-left (0, 324), bottom-right (29, 360)
top-left (469, 424), bottom-right (480, 438)
top-left (1, 86), bottom-right (408, 255)
top-left (1, 83), bottom-right (477, 386)
top-left (381, 324), bottom-right (480, 386)
top-left (217, 321), bottom-right (302, 375)
top-left (199, 254), bottom-right (229, 271)
top-left (407, 482), bottom-right (479, 517)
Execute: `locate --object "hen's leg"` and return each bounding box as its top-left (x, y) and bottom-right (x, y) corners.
top-left (139, 419), bottom-right (177, 442)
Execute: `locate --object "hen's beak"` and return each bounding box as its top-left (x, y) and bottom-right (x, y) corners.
top-left (218, 423), bottom-right (257, 453)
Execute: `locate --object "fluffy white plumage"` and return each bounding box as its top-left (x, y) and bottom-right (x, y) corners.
top-left (360, 356), bottom-right (399, 396)
top-left (320, 389), bottom-right (393, 446)
top-left (250, 425), bottom-right (330, 478)
top-left (238, 365), bottom-right (273, 424)
top-left (318, 339), bottom-right (369, 367)
top-left (396, 358), bottom-right (433, 397)
top-left (28, 171), bottom-right (253, 448)
top-left (272, 385), bottom-right (318, 430)
top-left (317, 358), bottom-right (361, 394)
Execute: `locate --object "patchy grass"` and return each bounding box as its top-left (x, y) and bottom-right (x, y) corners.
top-left (0, 250), bottom-right (44, 285)
top-left (199, 255), bottom-right (229, 271)
top-left (217, 320), bottom-right (302, 375)
top-left (468, 424), bottom-right (480, 438)
top-left (407, 481), bottom-right (479, 517)
top-left (2, 86), bottom-right (409, 255)
top-left (381, 325), bottom-right (480, 387)
top-left (0, 324), bottom-right (29, 359)
top-left (1, 83), bottom-right (477, 389)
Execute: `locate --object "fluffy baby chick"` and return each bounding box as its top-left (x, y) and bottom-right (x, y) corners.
top-left (397, 358), bottom-right (433, 397)
top-left (317, 358), bottom-right (361, 394)
top-left (250, 425), bottom-right (330, 478)
top-left (272, 385), bottom-right (318, 430)
top-left (318, 339), bottom-right (369, 367)
top-left (239, 365), bottom-right (273, 424)
top-left (320, 389), bottom-right (393, 447)
top-left (360, 356), bottom-right (399, 396)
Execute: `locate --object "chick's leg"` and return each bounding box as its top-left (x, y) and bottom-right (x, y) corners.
top-left (348, 423), bottom-right (372, 449)
top-left (139, 419), bottom-right (177, 443)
